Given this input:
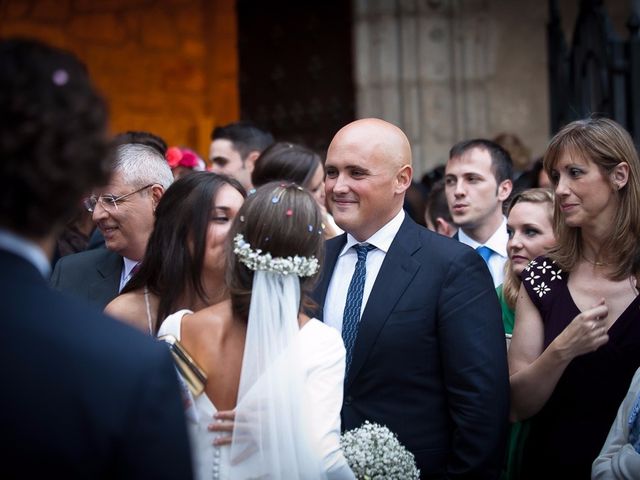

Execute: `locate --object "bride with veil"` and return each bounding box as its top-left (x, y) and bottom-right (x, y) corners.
top-left (158, 182), bottom-right (355, 479)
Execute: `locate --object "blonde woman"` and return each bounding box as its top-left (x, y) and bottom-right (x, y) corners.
top-left (498, 188), bottom-right (556, 479)
top-left (498, 188), bottom-right (556, 338)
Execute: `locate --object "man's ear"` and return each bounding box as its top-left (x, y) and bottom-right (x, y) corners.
top-left (151, 184), bottom-right (164, 212)
top-left (395, 164), bottom-right (413, 194)
top-left (610, 162), bottom-right (629, 190)
top-left (497, 179), bottom-right (513, 202)
top-left (244, 151), bottom-right (261, 174)
top-left (436, 217), bottom-right (457, 237)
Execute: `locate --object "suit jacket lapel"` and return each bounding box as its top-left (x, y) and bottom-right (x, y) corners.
top-left (346, 217), bottom-right (422, 388)
top-left (88, 250), bottom-right (122, 304)
top-left (314, 233), bottom-right (347, 322)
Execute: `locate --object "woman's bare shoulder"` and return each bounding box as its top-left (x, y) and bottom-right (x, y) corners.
top-left (179, 300), bottom-right (237, 356)
top-left (104, 290), bottom-right (149, 331)
top-left (182, 300), bottom-right (232, 333)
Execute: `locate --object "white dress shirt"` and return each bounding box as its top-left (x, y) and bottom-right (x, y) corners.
top-left (458, 216), bottom-right (508, 287)
top-left (324, 209), bottom-right (405, 334)
top-left (119, 256), bottom-right (139, 292)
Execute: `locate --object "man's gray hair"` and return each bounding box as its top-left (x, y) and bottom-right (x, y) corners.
top-left (115, 143), bottom-right (173, 190)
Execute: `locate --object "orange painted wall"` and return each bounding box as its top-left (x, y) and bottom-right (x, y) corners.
top-left (0, 0), bottom-right (240, 161)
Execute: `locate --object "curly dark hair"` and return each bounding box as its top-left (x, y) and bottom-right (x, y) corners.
top-left (0, 38), bottom-right (112, 237)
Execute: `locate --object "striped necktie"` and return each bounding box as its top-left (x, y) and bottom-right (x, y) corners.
top-left (342, 243), bottom-right (375, 374)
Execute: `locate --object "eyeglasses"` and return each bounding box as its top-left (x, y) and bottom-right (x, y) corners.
top-left (83, 184), bottom-right (154, 212)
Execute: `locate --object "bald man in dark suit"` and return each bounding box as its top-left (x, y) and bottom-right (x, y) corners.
top-left (313, 118), bottom-right (509, 479)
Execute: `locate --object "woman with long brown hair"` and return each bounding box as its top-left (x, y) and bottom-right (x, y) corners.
top-left (105, 172), bottom-right (245, 333)
top-left (508, 117), bottom-right (640, 477)
top-left (158, 182), bottom-right (354, 479)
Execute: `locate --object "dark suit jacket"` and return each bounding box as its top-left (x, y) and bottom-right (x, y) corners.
top-left (50, 247), bottom-right (122, 309)
top-left (0, 249), bottom-right (193, 479)
top-left (313, 216), bottom-right (509, 479)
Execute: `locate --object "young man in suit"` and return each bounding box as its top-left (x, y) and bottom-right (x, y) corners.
top-left (209, 121), bottom-right (274, 191)
top-left (445, 139), bottom-right (513, 287)
top-left (314, 118), bottom-right (509, 478)
top-left (0, 38), bottom-right (192, 478)
top-left (50, 142), bottom-right (174, 308)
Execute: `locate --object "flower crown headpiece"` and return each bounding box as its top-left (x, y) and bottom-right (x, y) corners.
top-left (233, 234), bottom-right (319, 277)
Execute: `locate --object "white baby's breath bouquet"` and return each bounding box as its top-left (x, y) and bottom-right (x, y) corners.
top-left (340, 421), bottom-right (420, 479)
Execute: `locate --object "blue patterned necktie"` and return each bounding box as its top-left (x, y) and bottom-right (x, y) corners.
top-left (476, 245), bottom-right (493, 265)
top-left (342, 243), bottom-right (375, 375)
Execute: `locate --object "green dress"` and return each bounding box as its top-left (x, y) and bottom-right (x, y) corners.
top-left (496, 284), bottom-right (515, 334)
top-left (496, 283), bottom-right (529, 480)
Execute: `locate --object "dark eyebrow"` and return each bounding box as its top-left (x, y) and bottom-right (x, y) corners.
top-left (346, 165), bottom-right (371, 172)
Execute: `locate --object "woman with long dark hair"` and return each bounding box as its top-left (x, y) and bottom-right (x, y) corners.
top-left (105, 172), bottom-right (245, 333)
top-left (252, 141), bottom-right (341, 238)
top-left (158, 182), bottom-right (354, 479)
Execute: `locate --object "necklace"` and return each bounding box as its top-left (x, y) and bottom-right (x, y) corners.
top-left (582, 255), bottom-right (609, 267)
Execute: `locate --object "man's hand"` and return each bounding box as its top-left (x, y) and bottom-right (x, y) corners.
top-left (208, 410), bottom-right (234, 446)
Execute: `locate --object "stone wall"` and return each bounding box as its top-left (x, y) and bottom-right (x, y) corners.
top-left (0, 0), bottom-right (239, 159)
top-left (2, 0), bottom-right (632, 173)
top-left (353, 0), bottom-right (550, 176)
top-left (353, 0), bottom-right (631, 177)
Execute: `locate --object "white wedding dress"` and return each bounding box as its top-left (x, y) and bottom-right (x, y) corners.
top-left (158, 310), bottom-right (355, 480)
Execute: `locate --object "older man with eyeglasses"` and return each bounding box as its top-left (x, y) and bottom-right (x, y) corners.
top-left (51, 143), bottom-right (173, 308)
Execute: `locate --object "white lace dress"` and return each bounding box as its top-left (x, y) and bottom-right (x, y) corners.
top-left (158, 310), bottom-right (355, 480)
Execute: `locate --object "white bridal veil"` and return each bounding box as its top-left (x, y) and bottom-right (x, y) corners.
top-left (228, 270), bottom-right (326, 479)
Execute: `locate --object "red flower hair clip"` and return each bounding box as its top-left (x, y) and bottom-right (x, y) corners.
top-left (166, 146), bottom-right (205, 170)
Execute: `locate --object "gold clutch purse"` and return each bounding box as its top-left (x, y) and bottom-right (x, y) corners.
top-left (159, 334), bottom-right (207, 397)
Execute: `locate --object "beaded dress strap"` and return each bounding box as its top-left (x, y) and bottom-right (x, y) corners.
top-left (143, 286), bottom-right (153, 335)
